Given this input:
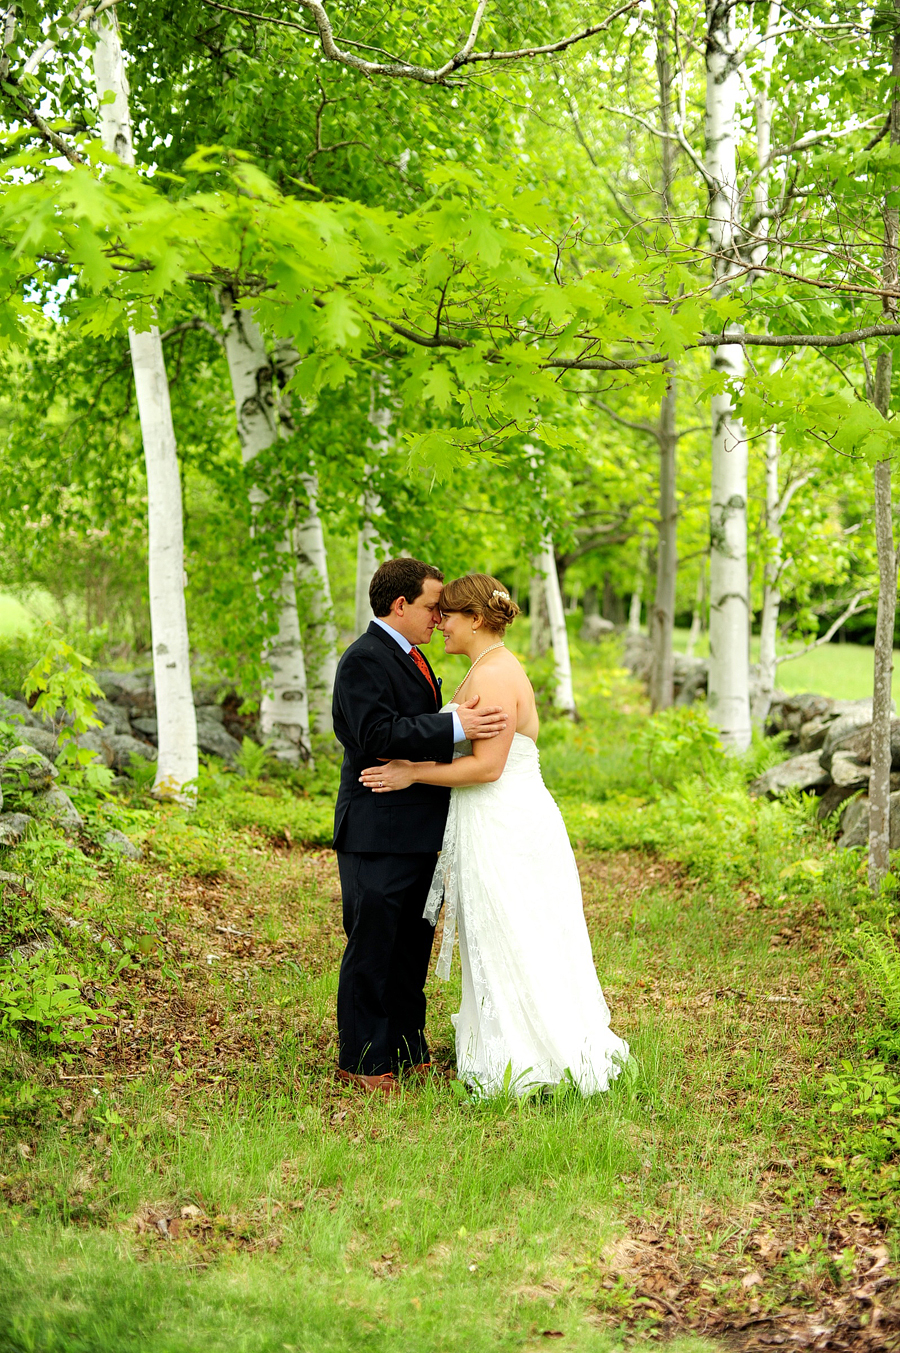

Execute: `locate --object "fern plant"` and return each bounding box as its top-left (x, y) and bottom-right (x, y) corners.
top-left (850, 921), bottom-right (900, 1024)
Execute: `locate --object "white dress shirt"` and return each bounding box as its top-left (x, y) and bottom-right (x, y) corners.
top-left (371, 617), bottom-right (465, 743)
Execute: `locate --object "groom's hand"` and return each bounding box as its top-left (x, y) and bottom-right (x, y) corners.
top-left (457, 694), bottom-right (508, 740)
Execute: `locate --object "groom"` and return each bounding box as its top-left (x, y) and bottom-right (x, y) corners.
top-left (332, 557), bottom-right (508, 1095)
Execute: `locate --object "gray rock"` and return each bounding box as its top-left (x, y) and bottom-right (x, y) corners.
top-left (821, 720), bottom-right (900, 774)
top-left (0, 695), bottom-right (35, 728)
top-left (837, 792), bottom-right (900, 850)
top-left (196, 704), bottom-right (225, 725)
top-left (0, 869), bottom-right (30, 890)
top-left (100, 829), bottom-right (142, 860)
top-left (818, 782), bottom-right (864, 823)
top-left (622, 632), bottom-right (652, 682)
top-left (0, 744), bottom-right (58, 793)
top-left (75, 730), bottom-right (107, 762)
top-left (830, 750), bottom-right (871, 790)
top-left (93, 670), bottom-right (155, 711)
top-left (16, 726), bottom-right (59, 760)
top-left (196, 717), bottom-right (242, 764)
top-left (0, 812), bottom-right (32, 845)
top-left (821, 713), bottom-right (879, 771)
top-left (93, 699), bottom-right (132, 735)
top-left (131, 717), bottom-right (158, 740)
top-left (767, 692), bottom-right (834, 739)
top-left (36, 787), bottom-right (82, 830)
top-left (579, 615), bottom-right (614, 644)
top-left (100, 733), bottom-right (157, 773)
top-left (799, 717), bottom-right (831, 753)
top-left (749, 751), bottom-right (831, 799)
top-left (674, 661), bottom-right (708, 707)
top-left (192, 680), bottom-right (234, 707)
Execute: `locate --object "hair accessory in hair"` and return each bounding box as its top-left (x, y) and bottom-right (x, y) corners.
top-left (492, 590), bottom-right (510, 601)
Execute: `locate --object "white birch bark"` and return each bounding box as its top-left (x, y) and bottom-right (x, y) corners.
top-left (355, 384), bottom-right (390, 636)
top-left (753, 429), bottom-right (782, 727)
top-left (538, 540), bottom-right (577, 718)
top-left (295, 469), bottom-right (338, 733)
top-left (705, 0), bottom-right (751, 751)
top-left (648, 1), bottom-right (678, 713)
top-left (627, 579), bottom-right (643, 635)
top-left (749, 4), bottom-right (782, 730)
top-left (686, 564), bottom-right (704, 658)
top-left (529, 563), bottom-right (551, 658)
top-left (869, 17), bottom-right (900, 889)
top-left (91, 12), bottom-right (198, 800)
top-left (219, 297), bottom-right (313, 764)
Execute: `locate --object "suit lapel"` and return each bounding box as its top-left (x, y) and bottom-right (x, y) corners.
top-left (367, 622), bottom-right (440, 709)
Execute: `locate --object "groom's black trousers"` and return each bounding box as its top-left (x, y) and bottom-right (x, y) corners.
top-left (336, 851), bottom-right (438, 1076)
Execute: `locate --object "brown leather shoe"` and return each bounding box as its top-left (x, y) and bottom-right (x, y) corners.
top-left (336, 1069), bottom-right (401, 1096)
top-left (403, 1062), bottom-right (433, 1081)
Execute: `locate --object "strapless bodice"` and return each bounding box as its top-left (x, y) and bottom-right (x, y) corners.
top-left (442, 704), bottom-right (539, 778)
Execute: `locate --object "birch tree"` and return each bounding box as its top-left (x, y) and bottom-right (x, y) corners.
top-left (868, 11), bottom-right (900, 891)
top-left (91, 10), bottom-right (198, 800)
top-left (219, 294), bottom-right (313, 763)
top-left (537, 539), bottom-right (577, 718)
top-left (355, 383), bottom-right (390, 637)
top-left (704, 0), bottom-right (751, 752)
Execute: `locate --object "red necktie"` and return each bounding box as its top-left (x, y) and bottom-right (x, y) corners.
top-left (409, 646), bottom-right (438, 702)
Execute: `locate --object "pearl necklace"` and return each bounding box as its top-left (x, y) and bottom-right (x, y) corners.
top-left (452, 642), bottom-right (505, 701)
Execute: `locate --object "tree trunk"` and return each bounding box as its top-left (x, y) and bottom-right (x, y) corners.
top-left (295, 470), bottom-right (338, 734)
top-left (538, 540), bottom-right (577, 717)
top-left (686, 564), bottom-right (704, 658)
top-left (355, 382), bottom-right (390, 636)
top-left (705, 0), bottom-right (751, 751)
top-left (869, 18), bottom-right (900, 891)
top-left (752, 428), bottom-right (782, 728)
top-left (650, 375), bottom-right (677, 710)
top-left (529, 564), bottom-right (551, 658)
top-left (219, 295), bottom-right (312, 764)
top-left (749, 3), bottom-right (782, 731)
top-left (91, 11), bottom-right (198, 801)
top-left (648, 3), bottom-right (679, 713)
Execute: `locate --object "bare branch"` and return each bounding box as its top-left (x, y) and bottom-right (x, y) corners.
top-left (776, 471), bottom-right (811, 520)
top-left (762, 116), bottom-right (881, 169)
top-left (0, 75), bottom-right (84, 162)
top-left (202, 0), bottom-right (641, 85)
top-left (774, 590), bottom-right (872, 665)
top-left (199, 0), bottom-right (409, 61)
top-left (160, 318), bottom-right (225, 345)
top-left (20, 0), bottom-right (118, 74)
top-left (866, 114), bottom-right (892, 151)
top-left (591, 396), bottom-right (658, 437)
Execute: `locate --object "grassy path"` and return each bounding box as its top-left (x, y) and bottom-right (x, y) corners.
top-left (2, 824), bottom-right (897, 1352)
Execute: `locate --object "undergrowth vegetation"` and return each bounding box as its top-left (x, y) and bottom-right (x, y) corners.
top-left (1, 638), bottom-right (899, 1350)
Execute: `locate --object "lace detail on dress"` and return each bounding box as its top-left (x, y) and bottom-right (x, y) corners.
top-left (424, 710), bottom-right (629, 1096)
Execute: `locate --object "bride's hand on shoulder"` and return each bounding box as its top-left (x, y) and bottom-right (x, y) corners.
top-left (360, 760), bottom-right (432, 792)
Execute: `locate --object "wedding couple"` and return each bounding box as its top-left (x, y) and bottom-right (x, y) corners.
top-left (331, 556), bottom-right (628, 1098)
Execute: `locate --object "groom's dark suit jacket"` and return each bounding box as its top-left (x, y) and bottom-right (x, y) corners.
top-left (332, 622), bottom-right (454, 854)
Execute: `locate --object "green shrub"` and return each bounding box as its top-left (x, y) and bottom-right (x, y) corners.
top-left (0, 949), bottom-right (106, 1051)
top-left (634, 705), bottom-right (725, 789)
top-left (848, 921), bottom-right (900, 1024)
top-left (23, 635), bottom-right (113, 793)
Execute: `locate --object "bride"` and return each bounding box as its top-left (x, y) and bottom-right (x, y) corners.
top-left (360, 572), bottom-right (629, 1096)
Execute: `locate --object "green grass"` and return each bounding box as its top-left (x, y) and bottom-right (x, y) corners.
top-left (1, 641), bottom-right (899, 1351)
top-left (674, 627), bottom-right (900, 703)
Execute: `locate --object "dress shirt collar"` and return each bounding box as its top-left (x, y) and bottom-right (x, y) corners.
top-left (371, 616), bottom-right (413, 654)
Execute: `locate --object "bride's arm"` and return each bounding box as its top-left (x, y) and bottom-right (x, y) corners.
top-left (360, 671), bottom-right (517, 792)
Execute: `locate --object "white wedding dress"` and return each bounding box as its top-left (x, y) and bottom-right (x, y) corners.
top-left (424, 707), bottom-right (629, 1096)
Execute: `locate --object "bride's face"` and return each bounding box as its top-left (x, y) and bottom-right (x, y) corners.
top-left (437, 609), bottom-right (471, 654)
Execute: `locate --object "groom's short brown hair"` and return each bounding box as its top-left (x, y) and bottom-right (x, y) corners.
top-left (370, 558), bottom-right (444, 617)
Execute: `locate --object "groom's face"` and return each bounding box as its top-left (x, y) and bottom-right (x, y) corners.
top-left (392, 578), bottom-right (443, 646)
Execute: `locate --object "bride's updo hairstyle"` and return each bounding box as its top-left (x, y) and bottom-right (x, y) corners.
top-left (440, 573), bottom-right (521, 636)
